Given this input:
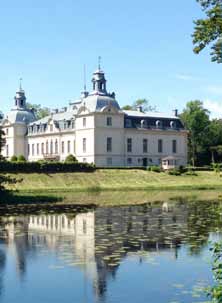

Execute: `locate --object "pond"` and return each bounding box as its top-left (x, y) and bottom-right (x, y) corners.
top-left (0, 197), bottom-right (221, 303)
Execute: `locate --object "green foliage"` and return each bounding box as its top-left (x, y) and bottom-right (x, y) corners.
top-left (17, 155), bottom-right (26, 162)
top-left (122, 105), bottom-right (133, 110)
top-left (0, 174), bottom-right (17, 191)
top-left (180, 100), bottom-right (210, 166)
top-left (206, 241), bottom-right (222, 302)
top-left (167, 168), bottom-right (182, 176)
top-left (193, 0), bottom-right (222, 63)
top-left (148, 165), bottom-right (162, 173)
top-left (10, 155), bottom-right (18, 162)
top-left (26, 103), bottom-right (50, 120)
top-left (65, 154), bottom-right (78, 163)
top-left (122, 98), bottom-right (156, 112)
top-left (0, 161), bottom-right (95, 173)
top-left (132, 99), bottom-right (156, 112)
top-left (212, 163), bottom-right (222, 173)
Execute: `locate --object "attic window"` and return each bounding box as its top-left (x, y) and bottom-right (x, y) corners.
top-left (50, 125), bottom-right (53, 132)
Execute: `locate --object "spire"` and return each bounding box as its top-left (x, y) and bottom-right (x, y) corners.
top-left (98, 56), bottom-right (101, 70)
top-left (81, 64), bottom-right (89, 98)
top-left (19, 78), bottom-right (23, 91)
top-left (84, 64), bottom-right (86, 92)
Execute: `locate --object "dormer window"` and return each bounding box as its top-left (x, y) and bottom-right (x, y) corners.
top-left (141, 120), bottom-right (146, 128)
top-left (156, 120), bottom-right (162, 129)
top-left (170, 121), bottom-right (176, 129)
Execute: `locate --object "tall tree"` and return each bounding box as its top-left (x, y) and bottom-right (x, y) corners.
top-left (122, 98), bottom-right (155, 112)
top-left (26, 103), bottom-right (50, 120)
top-left (193, 0), bottom-right (222, 63)
top-left (180, 100), bottom-right (210, 166)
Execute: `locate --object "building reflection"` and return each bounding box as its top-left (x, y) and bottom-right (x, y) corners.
top-left (0, 200), bottom-right (221, 300)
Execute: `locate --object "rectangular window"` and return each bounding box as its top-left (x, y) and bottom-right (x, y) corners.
top-left (158, 139), bottom-right (163, 153)
top-left (37, 143), bottom-right (39, 155)
top-left (28, 144), bottom-right (30, 156)
top-left (41, 143), bottom-right (44, 154)
top-left (107, 137), bottom-right (112, 152)
top-left (32, 144), bottom-right (35, 156)
top-left (6, 129), bottom-right (8, 136)
top-left (50, 125), bottom-right (53, 132)
top-left (125, 119), bottom-right (132, 128)
top-left (73, 140), bottom-right (75, 154)
top-left (83, 117), bottom-right (86, 127)
top-left (67, 141), bottom-right (70, 153)
top-left (83, 138), bottom-right (86, 153)
top-left (172, 140), bottom-right (177, 153)
top-left (50, 141), bottom-right (53, 154)
top-left (107, 117), bottom-right (112, 126)
top-left (107, 157), bottom-right (112, 166)
top-left (143, 139), bottom-right (148, 153)
top-left (6, 145), bottom-right (9, 157)
top-left (127, 158), bottom-right (132, 165)
top-left (127, 138), bottom-right (132, 152)
top-left (62, 141), bottom-right (64, 154)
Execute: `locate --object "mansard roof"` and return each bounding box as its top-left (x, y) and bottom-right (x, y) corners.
top-left (123, 110), bottom-right (180, 119)
top-left (29, 109), bottom-right (76, 126)
top-left (124, 110), bottom-right (185, 130)
top-left (5, 108), bottom-right (36, 124)
top-left (82, 93), bottom-right (120, 112)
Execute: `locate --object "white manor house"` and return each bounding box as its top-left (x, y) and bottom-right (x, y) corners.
top-left (0, 66), bottom-right (187, 167)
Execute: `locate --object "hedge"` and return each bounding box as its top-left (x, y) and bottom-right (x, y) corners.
top-left (0, 161), bottom-right (95, 173)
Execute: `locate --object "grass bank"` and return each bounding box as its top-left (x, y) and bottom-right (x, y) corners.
top-left (5, 169), bottom-right (222, 192)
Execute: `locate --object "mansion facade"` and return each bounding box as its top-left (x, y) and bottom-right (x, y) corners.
top-left (0, 67), bottom-right (187, 167)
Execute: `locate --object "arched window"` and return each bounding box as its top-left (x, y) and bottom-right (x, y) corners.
top-left (50, 140), bottom-right (53, 154)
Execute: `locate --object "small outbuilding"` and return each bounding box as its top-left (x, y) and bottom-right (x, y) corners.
top-left (161, 156), bottom-right (178, 170)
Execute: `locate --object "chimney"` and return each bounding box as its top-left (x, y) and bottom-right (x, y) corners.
top-left (173, 109), bottom-right (178, 117)
top-left (137, 106), bottom-right (143, 113)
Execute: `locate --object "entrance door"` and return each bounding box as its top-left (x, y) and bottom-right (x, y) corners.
top-left (142, 158), bottom-right (148, 167)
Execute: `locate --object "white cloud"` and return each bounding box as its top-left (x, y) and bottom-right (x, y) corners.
top-left (175, 74), bottom-right (198, 81)
top-left (206, 85), bottom-right (222, 96)
top-left (203, 99), bottom-right (222, 119)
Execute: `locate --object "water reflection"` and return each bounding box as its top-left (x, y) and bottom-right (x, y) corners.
top-left (0, 199), bottom-right (222, 302)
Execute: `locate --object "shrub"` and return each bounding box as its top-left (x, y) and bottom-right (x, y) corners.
top-left (0, 161), bottom-right (95, 173)
top-left (167, 168), bottom-right (181, 176)
top-left (149, 165), bottom-right (161, 173)
top-left (10, 155), bottom-right (17, 162)
top-left (17, 155), bottom-right (26, 162)
top-left (212, 163), bottom-right (221, 173)
top-left (65, 154), bottom-right (78, 163)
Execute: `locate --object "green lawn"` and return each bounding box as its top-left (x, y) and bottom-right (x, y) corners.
top-left (6, 169), bottom-right (222, 192)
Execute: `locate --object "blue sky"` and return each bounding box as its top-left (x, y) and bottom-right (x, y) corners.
top-left (0, 0), bottom-right (222, 118)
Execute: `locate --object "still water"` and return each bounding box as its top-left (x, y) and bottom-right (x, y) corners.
top-left (0, 198), bottom-right (221, 303)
